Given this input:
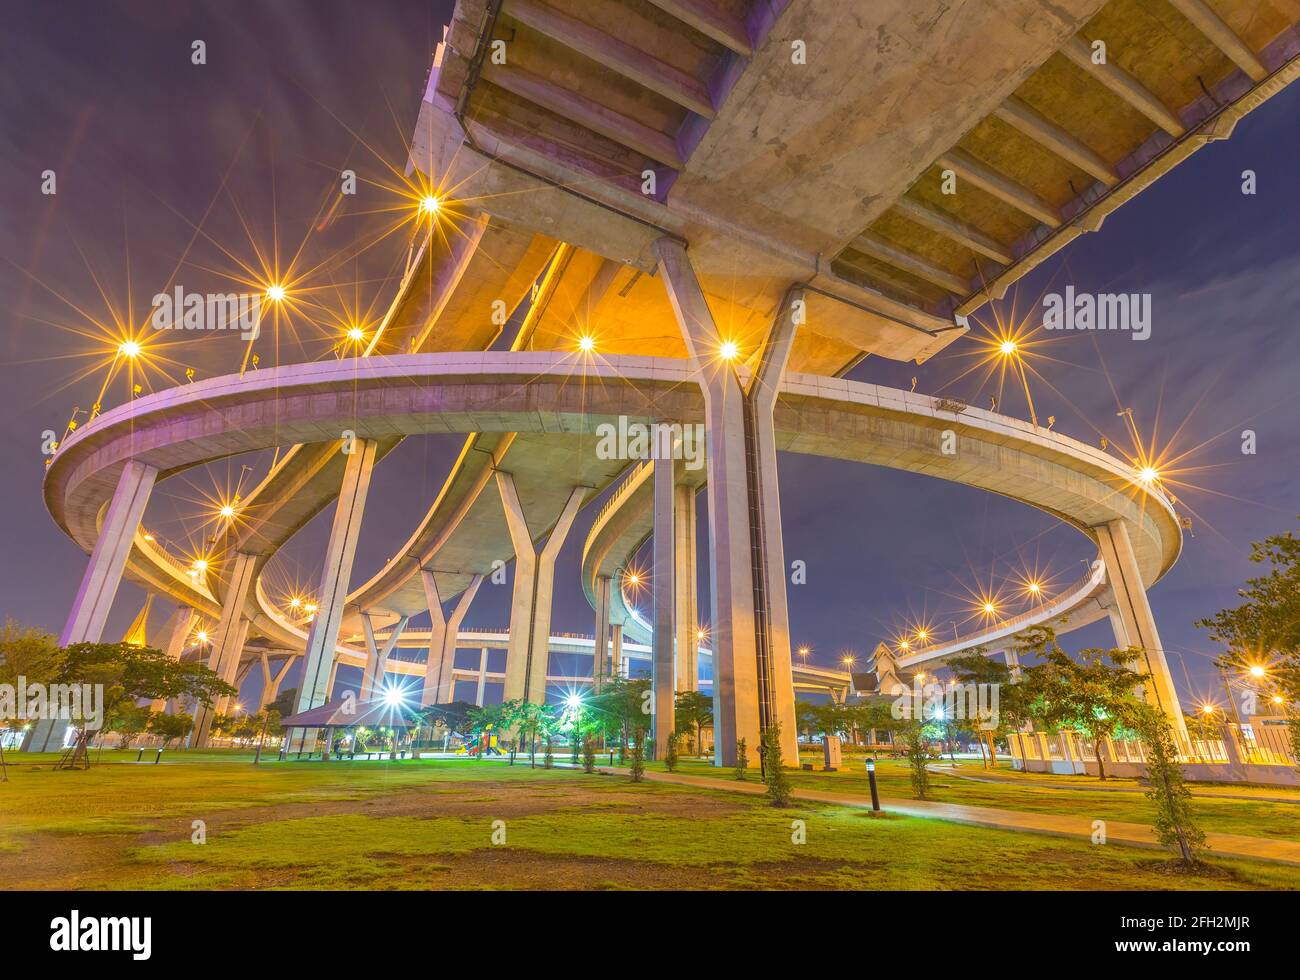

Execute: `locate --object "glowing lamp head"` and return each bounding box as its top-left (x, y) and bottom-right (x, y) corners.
top-left (577, 334), bottom-right (595, 353)
top-left (290, 597), bottom-right (302, 609)
top-left (718, 340), bottom-right (739, 361)
top-left (1137, 466), bottom-right (1159, 485)
top-left (1274, 696), bottom-right (1285, 705)
top-left (899, 640), bottom-right (910, 652)
top-left (119, 340), bottom-right (142, 359)
top-left (266, 284), bottom-right (286, 302)
top-left (916, 629), bottom-right (928, 642)
top-left (196, 630), bottom-right (209, 644)
top-left (419, 195), bottom-right (440, 215)
top-left (1249, 665), bottom-right (1266, 679)
top-left (304, 602), bottom-right (318, 614)
top-left (982, 602), bottom-right (996, 615)
top-left (1027, 581), bottom-right (1041, 595)
top-left (626, 572), bottom-right (640, 587)
top-left (219, 504), bottom-right (236, 519)
top-left (347, 326), bottom-right (364, 343)
top-left (382, 687), bottom-right (406, 707)
top-left (191, 559), bottom-right (208, 573)
top-left (565, 694), bottom-right (583, 711)
top-left (998, 339), bottom-right (1017, 356)
top-left (1201, 703), bottom-right (1215, 715)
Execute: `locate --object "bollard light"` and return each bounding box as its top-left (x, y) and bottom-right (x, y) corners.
top-left (865, 758), bottom-right (881, 812)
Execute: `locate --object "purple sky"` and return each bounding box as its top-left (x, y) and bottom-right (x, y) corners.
top-left (3, 1), bottom-right (1298, 709)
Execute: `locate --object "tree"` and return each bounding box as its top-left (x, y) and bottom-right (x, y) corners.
top-left (734, 737), bottom-right (749, 780)
top-left (944, 650), bottom-right (1034, 768)
top-left (629, 724), bottom-right (646, 782)
top-left (763, 722), bottom-right (792, 807)
top-left (590, 676), bottom-right (650, 763)
top-left (901, 720), bottom-right (935, 799)
top-left (1198, 523), bottom-right (1300, 763)
top-left (1125, 703), bottom-right (1205, 867)
top-left (0, 620), bottom-right (61, 688)
top-left (43, 642), bottom-right (234, 768)
top-left (1014, 627), bottom-right (1149, 779)
top-left (109, 703), bottom-right (152, 748)
top-left (674, 690), bottom-right (712, 756)
top-left (148, 711), bottom-right (192, 749)
top-left (582, 735), bottom-right (596, 774)
top-left (663, 731), bottom-right (679, 772)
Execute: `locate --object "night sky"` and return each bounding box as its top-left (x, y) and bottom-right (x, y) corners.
top-left (3, 1), bottom-right (1298, 710)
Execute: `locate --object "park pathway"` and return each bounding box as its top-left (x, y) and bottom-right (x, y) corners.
top-left (592, 765), bottom-right (1300, 868)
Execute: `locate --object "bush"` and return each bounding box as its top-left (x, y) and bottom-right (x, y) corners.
top-left (664, 731), bottom-right (679, 772)
top-left (734, 738), bottom-right (749, 780)
top-left (763, 723), bottom-right (791, 807)
top-left (630, 725), bottom-right (646, 782)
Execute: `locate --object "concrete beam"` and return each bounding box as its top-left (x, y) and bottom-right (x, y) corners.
top-left (994, 96), bottom-right (1118, 186)
top-left (1167, 0), bottom-right (1267, 83)
top-left (938, 149), bottom-right (1062, 228)
top-left (1061, 36), bottom-right (1186, 137)
top-left (848, 230), bottom-right (972, 295)
top-left (645, 0), bottom-right (751, 56)
top-left (891, 196), bottom-right (1015, 265)
top-left (296, 439), bottom-right (379, 713)
top-left (482, 62), bottom-right (686, 169)
top-left (506, 0), bottom-right (715, 118)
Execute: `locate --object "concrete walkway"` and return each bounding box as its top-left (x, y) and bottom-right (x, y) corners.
top-left (596, 765), bottom-right (1300, 868)
top-left (930, 764), bottom-right (1300, 805)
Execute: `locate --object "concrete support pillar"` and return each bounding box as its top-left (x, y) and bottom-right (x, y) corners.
top-left (652, 457), bottom-right (676, 758)
top-left (475, 648), bottom-right (489, 706)
top-left (593, 575), bottom-right (611, 691)
top-left (611, 624), bottom-right (623, 679)
top-left (656, 239), bottom-right (759, 767)
top-left (1004, 647), bottom-right (1022, 682)
top-left (26, 460), bottom-right (157, 752)
top-left (655, 237), bottom-right (801, 766)
top-left (497, 473), bottom-right (585, 704)
top-left (193, 552), bottom-right (257, 747)
top-left (296, 439), bottom-right (378, 713)
top-left (360, 612), bottom-right (409, 701)
top-left (747, 287), bottom-right (803, 766)
top-left (150, 604), bottom-right (197, 712)
top-left (674, 484), bottom-right (698, 691)
top-left (1095, 519), bottom-right (1187, 741)
top-left (420, 571), bottom-right (483, 706)
top-left (325, 658), bottom-right (340, 703)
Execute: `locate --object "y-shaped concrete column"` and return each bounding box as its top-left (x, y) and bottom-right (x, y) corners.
top-left (497, 472), bottom-right (585, 704)
top-left (192, 551), bottom-right (258, 747)
top-left (297, 439), bottom-right (379, 713)
top-left (150, 604), bottom-right (197, 713)
top-left (1095, 519), bottom-right (1188, 741)
top-left (592, 574), bottom-right (612, 691)
top-left (655, 237), bottom-right (802, 766)
top-left (674, 483), bottom-right (698, 691)
top-left (360, 612), bottom-right (410, 700)
top-left (652, 457), bottom-right (676, 757)
top-left (420, 571), bottom-right (484, 706)
top-left (259, 653), bottom-right (296, 710)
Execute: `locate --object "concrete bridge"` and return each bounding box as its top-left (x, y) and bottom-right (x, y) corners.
top-left (31, 0), bottom-right (1300, 762)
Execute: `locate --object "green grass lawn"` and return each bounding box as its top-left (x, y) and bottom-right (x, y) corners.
top-left (667, 757), bottom-right (1300, 843)
top-left (1, 752), bottom-right (1296, 890)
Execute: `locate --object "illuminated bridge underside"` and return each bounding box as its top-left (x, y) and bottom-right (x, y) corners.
top-left (48, 352), bottom-right (1180, 667)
